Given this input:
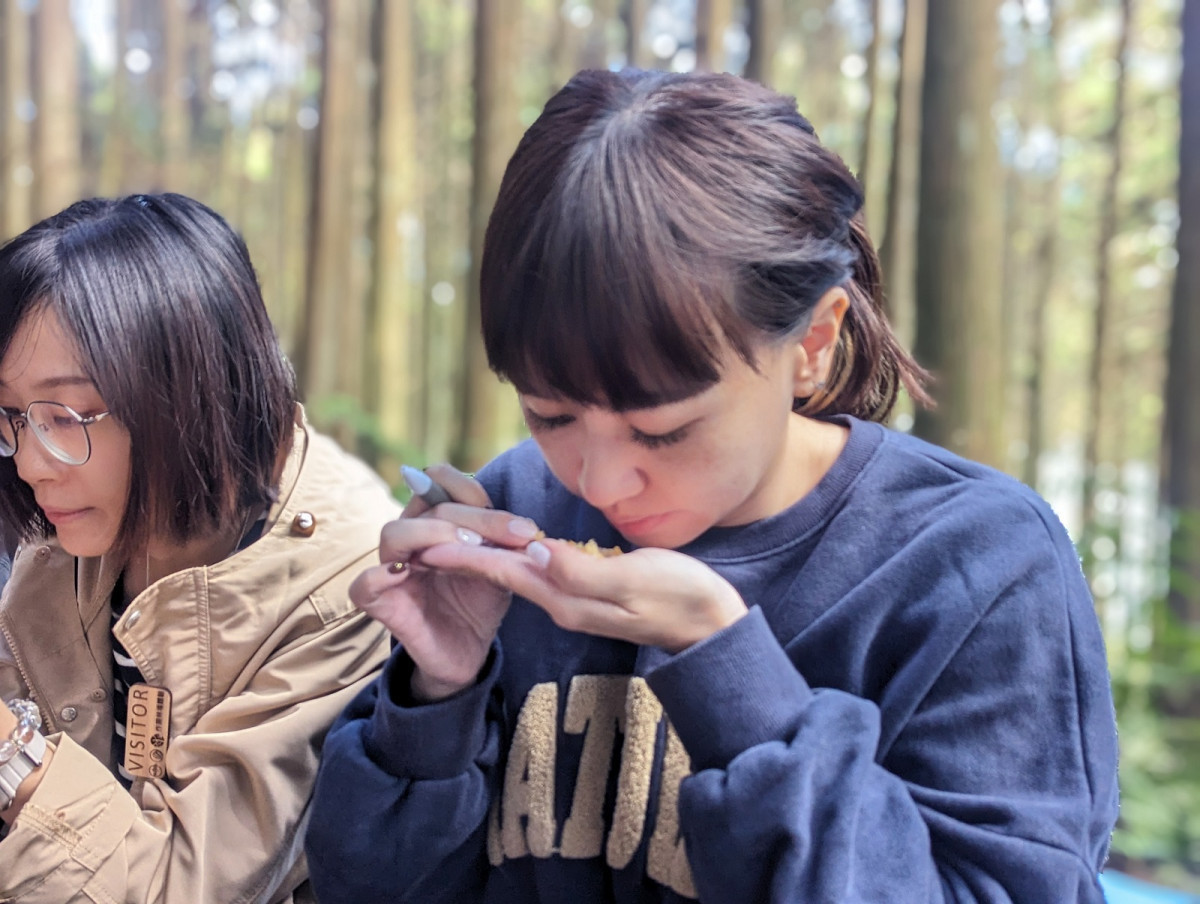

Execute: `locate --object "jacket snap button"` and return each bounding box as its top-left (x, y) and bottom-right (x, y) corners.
top-left (35, 546), bottom-right (51, 560)
top-left (126, 610), bottom-right (141, 629)
top-left (60, 706), bottom-right (77, 722)
top-left (291, 511), bottom-right (317, 537)
top-left (91, 688), bottom-right (107, 701)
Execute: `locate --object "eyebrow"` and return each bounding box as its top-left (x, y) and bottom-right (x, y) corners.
top-left (0, 374), bottom-right (97, 393)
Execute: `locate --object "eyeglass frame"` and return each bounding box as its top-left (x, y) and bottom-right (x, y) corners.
top-left (0, 401), bottom-right (112, 467)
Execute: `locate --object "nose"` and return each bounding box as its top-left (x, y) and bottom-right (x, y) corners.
top-left (576, 445), bottom-right (644, 511)
top-left (12, 426), bottom-right (63, 484)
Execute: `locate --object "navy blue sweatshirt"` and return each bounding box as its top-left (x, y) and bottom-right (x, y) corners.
top-left (306, 417), bottom-right (1119, 903)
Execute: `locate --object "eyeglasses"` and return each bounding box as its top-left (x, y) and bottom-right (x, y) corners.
top-left (0, 401), bottom-right (112, 466)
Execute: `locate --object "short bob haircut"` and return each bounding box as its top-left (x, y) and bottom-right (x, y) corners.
top-left (481, 68), bottom-right (930, 419)
top-left (0, 193), bottom-right (296, 563)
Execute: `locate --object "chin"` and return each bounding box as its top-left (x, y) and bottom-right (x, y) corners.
top-left (54, 528), bottom-right (114, 559)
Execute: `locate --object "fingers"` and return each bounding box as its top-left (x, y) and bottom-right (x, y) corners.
top-left (378, 509), bottom-right (541, 569)
top-left (512, 544), bottom-right (749, 652)
top-left (349, 554), bottom-right (415, 618)
top-left (402, 463), bottom-right (492, 516)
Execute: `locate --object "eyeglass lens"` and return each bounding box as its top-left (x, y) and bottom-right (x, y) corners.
top-left (0, 402), bottom-right (93, 465)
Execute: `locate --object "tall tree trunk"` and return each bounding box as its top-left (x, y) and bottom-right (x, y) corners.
top-left (455, 0), bottom-right (522, 470)
top-left (1, 0), bottom-right (35, 237)
top-left (33, 0), bottom-right (81, 217)
top-left (159, 0), bottom-right (191, 192)
top-left (624, 0), bottom-right (651, 69)
top-left (1023, 0), bottom-right (1064, 491)
top-left (99, 0), bottom-right (133, 196)
top-left (913, 0), bottom-right (1005, 466)
top-left (1163, 0), bottom-right (1200, 627)
top-left (997, 9), bottom-right (1036, 475)
top-left (695, 0), bottom-right (734, 72)
top-left (856, 0), bottom-right (882, 201)
top-left (879, 0), bottom-right (927, 354)
top-left (370, 0), bottom-right (422, 467)
top-left (297, 0), bottom-right (373, 449)
top-left (414, 0), bottom-right (473, 464)
top-left (744, 0), bottom-right (782, 86)
top-left (1081, 0), bottom-right (1132, 588)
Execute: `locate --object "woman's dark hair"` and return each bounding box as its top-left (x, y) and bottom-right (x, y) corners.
top-left (481, 68), bottom-right (930, 418)
top-left (0, 193), bottom-right (297, 562)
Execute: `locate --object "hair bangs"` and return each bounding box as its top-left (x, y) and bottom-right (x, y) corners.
top-left (486, 165), bottom-right (740, 411)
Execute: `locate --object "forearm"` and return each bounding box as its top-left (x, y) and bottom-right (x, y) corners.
top-left (307, 647), bottom-right (504, 904)
top-left (648, 608), bottom-right (1112, 904)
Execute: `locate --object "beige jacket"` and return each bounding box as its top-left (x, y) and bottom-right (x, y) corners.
top-left (0, 416), bottom-right (398, 903)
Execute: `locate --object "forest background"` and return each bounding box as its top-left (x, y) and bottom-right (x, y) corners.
top-left (1, 0), bottom-right (1198, 892)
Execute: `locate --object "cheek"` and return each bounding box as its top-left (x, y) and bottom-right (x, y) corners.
top-left (533, 438), bottom-right (584, 496)
top-left (90, 440), bottom-right (133, 518)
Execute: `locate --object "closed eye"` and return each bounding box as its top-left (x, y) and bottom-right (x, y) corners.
top-left (632, 426), bottom-right (688, 449)
top-left (524, 410), bottom-right (574, 432)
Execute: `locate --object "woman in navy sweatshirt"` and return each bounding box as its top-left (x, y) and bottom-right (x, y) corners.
top-left (306, 68), bottom-right (1119, 903)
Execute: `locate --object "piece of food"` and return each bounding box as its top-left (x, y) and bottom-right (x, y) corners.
top-left (532, 531), bottom-right (623, 557)
top-left (564, 538), bottom-right (623, 557)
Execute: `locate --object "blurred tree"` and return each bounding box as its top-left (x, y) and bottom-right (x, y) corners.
top-left (879, 0), bottom-right (927, 353)
top-left (745, 0), bottom-right (781, 86)
top-left (1082, 0), bottom-right (1133, 592)
top-left (33, 0), bottom-right (81, 217)
top-left (98, 0), bottom-right (133, 196)
top-left (413, 0), bottom-right (473, 464)
top-left (159, 0), bottom-right (191, 192)
top-left (297, 0), bottom-right (374, 448)
top-left (1023, 0), bottom-right (1065, 491)
top-left (913, 0), bottom-right (1006, 467)
top-left (695, 0), bottom-right (734, 72)
top-left (1, 0), bottom-right (34, 238)
top-left (368, 0), bottom-right (423, 467)
top-left (455, 0), bottom-right (522, 470)
top-left (624, 0), bottom-right (652, 68)
top-left (1164, 0), bottom-right (1200, 627)
top-left (856, 0), bottom-right (882, 193)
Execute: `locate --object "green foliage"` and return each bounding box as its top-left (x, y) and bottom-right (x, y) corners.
top-left (307, 393), bottom-right (426, 500)
top-left (1110, 608), bottom-right (1200, 891)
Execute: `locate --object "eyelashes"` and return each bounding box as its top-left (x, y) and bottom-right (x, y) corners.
top-left (524, 409), bottom-right (689, 449)
top-left (523, 410), bottom-right (573, 432)
top-left (632, 426), bottom-right (688, 449)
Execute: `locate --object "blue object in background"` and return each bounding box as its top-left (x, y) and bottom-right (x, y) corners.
top-left (1101, 870), bottom-right (1200, 903)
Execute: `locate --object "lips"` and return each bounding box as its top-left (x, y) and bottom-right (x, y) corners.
top-left (609, 512), bottom-right (670, 536)
top-left (40, 506), bottom-right (90, 526)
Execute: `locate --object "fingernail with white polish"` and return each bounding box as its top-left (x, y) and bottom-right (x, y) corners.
top-left (456, 527), bottom-right (483, 545)
top-left (508, 518), bottom-right (540, 539)
top-left (527, 541), bottom-right (551, 568)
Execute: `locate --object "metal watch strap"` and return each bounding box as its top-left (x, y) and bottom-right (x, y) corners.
top-left (0, 729), bottom-right (46, 809)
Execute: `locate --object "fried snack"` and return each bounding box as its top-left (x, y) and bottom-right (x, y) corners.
top-left (532, 531), bottom-right (623, 557)
top-left (565, 538), bottom-right (623, 558)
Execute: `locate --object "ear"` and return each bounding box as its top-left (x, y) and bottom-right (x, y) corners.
top-left (793, 287), bottom-right (849, 398)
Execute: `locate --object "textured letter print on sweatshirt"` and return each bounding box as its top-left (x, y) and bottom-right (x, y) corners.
top-left (486, 675), bottom-right (697, 898)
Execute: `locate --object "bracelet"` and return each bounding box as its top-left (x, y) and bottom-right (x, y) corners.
top-left (0, 698), bottom-right (46, 810)
top-left (0, 699), bottom-right (42, 764)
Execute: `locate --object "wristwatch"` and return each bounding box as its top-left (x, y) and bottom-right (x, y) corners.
top-left (0, 699), bottom-right (46, 811)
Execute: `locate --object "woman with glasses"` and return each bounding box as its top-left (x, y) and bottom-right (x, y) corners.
top-left (0, 193), bottom-right (398, 902)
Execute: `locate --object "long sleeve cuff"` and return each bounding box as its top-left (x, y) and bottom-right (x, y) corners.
top-left (364, 644), bottom-right (501, 780)
top-left (646, 607), bottom-right (812, 771)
